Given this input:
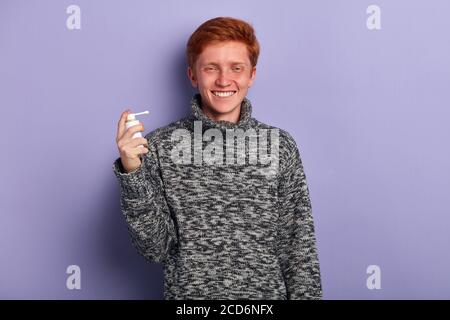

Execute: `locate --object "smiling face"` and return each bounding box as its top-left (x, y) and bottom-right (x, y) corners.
top-left (187, 41), bottom-right (256, 123)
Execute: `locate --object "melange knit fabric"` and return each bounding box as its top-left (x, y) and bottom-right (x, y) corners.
top-left (112, 93), bottom-right (322, 300)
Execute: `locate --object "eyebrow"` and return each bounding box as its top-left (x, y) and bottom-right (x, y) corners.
top-left (201, 62), bottom-right (248, 67)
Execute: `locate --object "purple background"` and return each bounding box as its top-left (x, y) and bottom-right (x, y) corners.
top-left (1, 0), bottom-right (449, 299)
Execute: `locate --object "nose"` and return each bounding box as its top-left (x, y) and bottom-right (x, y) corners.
top-left (215, 71), bottom-right (231, 87)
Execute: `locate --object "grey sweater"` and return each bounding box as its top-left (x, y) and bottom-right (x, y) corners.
top-left (112, 93), bottom-right (322, 299)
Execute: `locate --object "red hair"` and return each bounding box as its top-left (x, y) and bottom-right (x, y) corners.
top-left (186, 17), bottom-right (260, 69)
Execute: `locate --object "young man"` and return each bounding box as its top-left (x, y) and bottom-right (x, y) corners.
top-left (113, 17), bottom-right (322, 300)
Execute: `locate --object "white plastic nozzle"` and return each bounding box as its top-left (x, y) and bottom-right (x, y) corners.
top-left (127, 110), bottom-right (149, 121)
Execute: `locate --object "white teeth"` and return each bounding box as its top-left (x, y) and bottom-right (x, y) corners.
top-left (212, 91), bottom-right (236, 97)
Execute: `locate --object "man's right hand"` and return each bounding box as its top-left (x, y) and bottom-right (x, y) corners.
top-left (116, 109), bottom-right (149, 173)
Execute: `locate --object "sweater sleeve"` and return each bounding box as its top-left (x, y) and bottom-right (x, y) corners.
top-left (112, 141), bottom-right (178, 264)
top-left (276, 134), bottom-right (322, 299)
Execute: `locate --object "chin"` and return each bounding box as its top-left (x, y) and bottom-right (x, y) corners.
top-left (204, 103), bottom-right (229, 114)
top-left (211, 102), bottom-right (239, 115)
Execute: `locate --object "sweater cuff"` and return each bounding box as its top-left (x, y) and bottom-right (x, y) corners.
top-left (112, 157), bottom-right (151, 199)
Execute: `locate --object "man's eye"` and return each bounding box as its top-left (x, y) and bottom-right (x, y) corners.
top-left (233, 67), bottom-right (243, 72)
top-left (205, 66), bottom-right (217, 71)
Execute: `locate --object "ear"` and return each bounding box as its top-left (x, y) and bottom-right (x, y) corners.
top-left (187, 66), bottom-right (198, 88)
top-left (247, 66), bottom-right (257, 88)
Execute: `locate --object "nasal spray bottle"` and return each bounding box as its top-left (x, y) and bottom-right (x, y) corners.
top-left (125, 110), bottom-right (149, 148)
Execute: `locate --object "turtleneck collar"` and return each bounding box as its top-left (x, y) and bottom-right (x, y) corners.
top-left (189, 93), bottom-right (254, 130)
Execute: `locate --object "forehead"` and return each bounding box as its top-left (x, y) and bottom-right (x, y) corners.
top-left (197, 41), bottom-right (250, 65)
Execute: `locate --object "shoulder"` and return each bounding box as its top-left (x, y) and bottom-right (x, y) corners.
top-left (252, 119), bottom-right (303, 177)
top-left (252, 119), bottom-right (299, 157)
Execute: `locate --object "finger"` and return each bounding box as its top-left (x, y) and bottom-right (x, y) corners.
top-left (129, 146), bottom-right (149, 158)
top-left (128, 137), bottom-right (149, 148)
top-left (117, 125), bottom-right (145, 149)
top-left (137, 147), bottom-right (149, 160)
top-left (116, 108), bottom-right (132, 141)
top-left (124, 123), bottom-right (145, 140)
